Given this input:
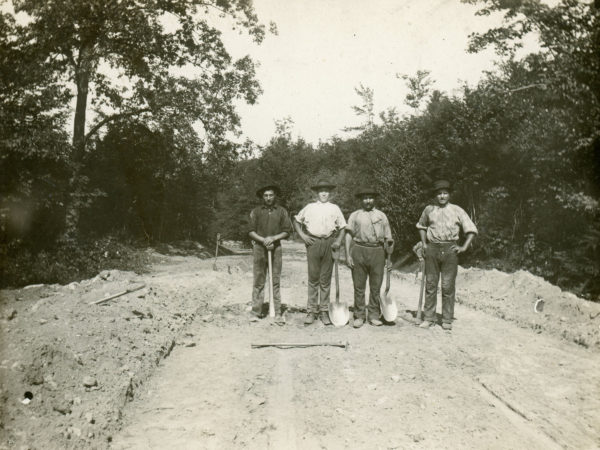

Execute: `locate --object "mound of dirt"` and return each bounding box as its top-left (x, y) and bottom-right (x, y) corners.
top-left (455, 267), bottom-right (600, 350)
top-left (0, 266), bottom-right (219, 449)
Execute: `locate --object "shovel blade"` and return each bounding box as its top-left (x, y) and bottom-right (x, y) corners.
top-left (380, 294), bottom-right (398, 322)
top-left (329, 302), bottom-right (349, 327)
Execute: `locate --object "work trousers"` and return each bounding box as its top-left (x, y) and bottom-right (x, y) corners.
top-left (252, 244), bottom-right (282, 316)
top-left (351, 244), bottom-right (385, 320)
top-left (306, 235), bottom-right (335, 314)
top-left (423, 242), bottom-right (458, 324)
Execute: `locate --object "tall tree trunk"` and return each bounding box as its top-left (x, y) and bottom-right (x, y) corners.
top-left (64, 46), bottom-right (93, 241)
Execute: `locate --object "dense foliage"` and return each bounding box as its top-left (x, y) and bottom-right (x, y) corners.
top-left (1, 0), bottom-right (598, 299)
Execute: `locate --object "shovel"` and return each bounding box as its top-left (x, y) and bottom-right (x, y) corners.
top-left (329, 252), bottom-right (349, 327)
top-left (267, 249), bottom-right (275, 318)
top-left (380, 250), bottom-right (398, 322)
top-left (416, 260), bottom-right (425, 324)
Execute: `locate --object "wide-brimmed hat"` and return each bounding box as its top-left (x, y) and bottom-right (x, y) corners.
top-left (354, 187), bottom-right (380, 198)
top-left (310, 179), bottom-right (336, 191)
top-left (431, 179), bottom-right (451, 193)
top-left (256, 184), bottom-right (281, 198)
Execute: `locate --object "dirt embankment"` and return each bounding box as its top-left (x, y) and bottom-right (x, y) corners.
top-left (0, 252), bottom-right (219, 449)
top-left (1, 242), bottom-right (599, 449)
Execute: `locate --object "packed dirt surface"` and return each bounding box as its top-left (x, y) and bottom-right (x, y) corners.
top-left (1, 241), bottom-right (600, 449)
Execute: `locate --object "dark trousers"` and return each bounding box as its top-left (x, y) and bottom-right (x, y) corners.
top-left (252, 244), bottom-right (282, 316)
top-left (423, 242), bottom-right (458, 324)
top-left (306, 236), bottom-right (335, 314)
top-left (351, 244), bottom-right (385, 320)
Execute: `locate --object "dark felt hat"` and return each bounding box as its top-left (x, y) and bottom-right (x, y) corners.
top-left (255, 184), bottom-right (281, 198)
top-left (310, 179), bottom-right (336, 191)
top-left (354, 187), bottom-right (380, 198)
top-left (431, 179), bottom-right (451, 193)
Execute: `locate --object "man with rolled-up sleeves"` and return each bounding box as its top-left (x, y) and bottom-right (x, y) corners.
top-left (416, 180), bottom-right (478, 330)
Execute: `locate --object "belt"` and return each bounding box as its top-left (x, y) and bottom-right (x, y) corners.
top-left (354, 241), bottom-right (384, 248)
top-left (307, 232), bottom-right (335, 239)
top-left (429, 241), bottom-right (457, 246)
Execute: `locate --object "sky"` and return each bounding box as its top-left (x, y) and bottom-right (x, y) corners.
top-left (220, 0), bottom-right (506, 146)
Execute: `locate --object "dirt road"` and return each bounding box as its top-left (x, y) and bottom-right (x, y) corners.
top-left (110, 243), bottom-right (600, 450)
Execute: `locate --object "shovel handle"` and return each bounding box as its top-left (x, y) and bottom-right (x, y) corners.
top-left (385, 252), bottom-right (391, 296)
top-left (334, 256), bottom-right (340, 304)
top-left (417, 260), bottom-right (425, 321)
top-left (267, 249), bottom-right (275, 318)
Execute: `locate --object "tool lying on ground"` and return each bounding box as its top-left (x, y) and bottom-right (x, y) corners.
top-left (89, 283), bottom-right (146, 305)
top-left (212, 233), bottom-right (220, 271)
top-left (328, 250), bottom-right (349, 327)
top-left (380, 246), bottom-right (398, 322)
top-left (267, 249), bottom-right (276, 318)
top-left (251, 341), bottom-right (349, 350)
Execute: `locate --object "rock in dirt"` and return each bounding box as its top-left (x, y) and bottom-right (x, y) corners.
top-left (6, 309), bottom-right (17, 320)
top-left (53, 398), bottom-right (73, 415)
top-left (82, 376), bottom-right (98, 388)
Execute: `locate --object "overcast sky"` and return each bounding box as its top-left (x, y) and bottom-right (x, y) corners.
top-left (222, 0), bottom-right (506, 146)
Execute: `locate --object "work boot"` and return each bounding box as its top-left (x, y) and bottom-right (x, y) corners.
top-left (320, 311), bottom-right (332, 326)
top-left (274, 314), bottom-right (285, 326)
top-left (369, 318), bottom-right (383, 326)
top-left (353, 318), bottom-right (364, 328)
top-left (304, 313), bottom-right (316, 325)
top-left (249, 312), bottom-right (261, 322)
top-left (419, 320), bottom-right (433, 329)
top-left (442, 322), bottom-right (452, 331)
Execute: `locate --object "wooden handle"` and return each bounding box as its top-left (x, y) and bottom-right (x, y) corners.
top-left (417, 260), bottom-right (425, 321)
top-left (334, 258), bottom-right (340, 304)
top-left (385, 252), bottom-right (391, 296)
top-left (267, 250), bottom-right (275, 318)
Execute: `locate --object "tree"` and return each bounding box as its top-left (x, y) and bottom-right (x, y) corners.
top-left (398, 69), bottom-right (433, 111)
top-left (344, 83), bottom-right (375, 132)
top-left (8, 0), bottom-right (269, 236)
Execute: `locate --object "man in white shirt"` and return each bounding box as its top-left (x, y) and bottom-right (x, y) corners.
top-left (294, 180), bottom-right (347, 325)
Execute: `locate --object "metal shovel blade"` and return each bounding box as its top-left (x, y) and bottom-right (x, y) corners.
top-left (380, 253), bottom-right (397, 322)
top-left (329, 301), bottom-right (349, 327)
top-left (329, 257), bottom-right (349, 327)
top-left (380, 293), bottom-right (398, 322)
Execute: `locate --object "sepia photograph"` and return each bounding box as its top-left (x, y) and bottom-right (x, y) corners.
top-left (1, 0), bottom-right (599, 448)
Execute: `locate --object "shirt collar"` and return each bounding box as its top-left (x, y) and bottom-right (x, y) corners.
top-left (261, 204), bottom-right (277, 211)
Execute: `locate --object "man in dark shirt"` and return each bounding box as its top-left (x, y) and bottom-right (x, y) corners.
top-left (248, 184), bottom-right (293, 324)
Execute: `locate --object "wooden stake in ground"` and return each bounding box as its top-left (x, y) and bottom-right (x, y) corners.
top-left (212, 233), bottom-right (220, 271)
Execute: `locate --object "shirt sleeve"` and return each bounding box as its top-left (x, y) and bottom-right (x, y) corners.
top-left (382, 213), bottom-right (393, 241)
top-left (456, 206), bottom-right (478, 235)
top-left (248, 208), bottom-right (258, 234)
top-left (294, 204), bottom-right (308, 224)
top-left (279, 208), bottom-right (293, 234)
top-left (334, 205), bottom-right (347, 229)
top-left (416, 206), bottom-right (432, 231)
top-left (345, 211), bottom-right (357, 236)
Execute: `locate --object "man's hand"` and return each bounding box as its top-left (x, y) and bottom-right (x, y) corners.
top-left (386, 259), bottom-right (392, 271)
top-left (301, 233), bottom-right (315, 246)
top-left (263, 236), bottom-right (274, 247)
top-left (346, 255), bottom-right (354, 269)
top-left (331, 247), bottom-right (339, 261)
top-left (451, 244), bottom-right (467, 254)
top-left (331, 241), bottom-right (341, 251)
